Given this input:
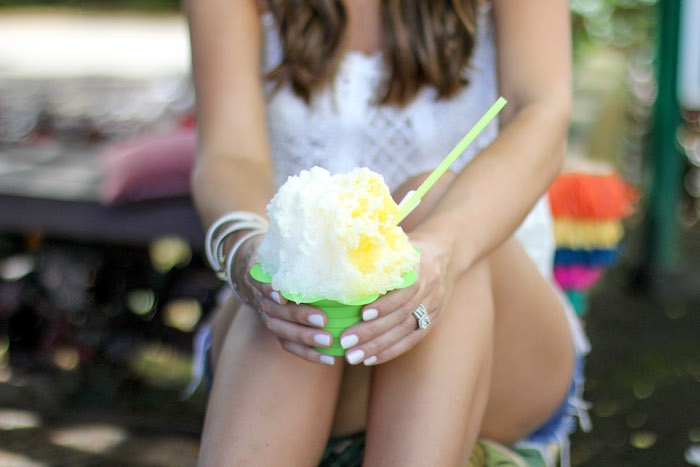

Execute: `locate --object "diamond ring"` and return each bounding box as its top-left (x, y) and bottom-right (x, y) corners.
top-left (412, 304), bottom-right (430, 330)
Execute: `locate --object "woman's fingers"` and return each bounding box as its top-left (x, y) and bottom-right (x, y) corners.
top-left (278, 338), bottom-right (338, 366)
top-left (246, 269), bottom-right (287, 306)
top-left (259, 309), bottom-right (333, 349)
top-left (336, 281), bottom-right (421, 348)
top-left (359, 277), bottom-right (421, 323)
top-left (364, 328), bottom-right (427, 365)
top-left (342, 308), bottom-right (427, 365)
top-left (246, 269), bottom-right (288, 305)
top-left (255, 294), bottom-right (327, 328)
top-left (227, 234), bottom-right (339, 366)
top-left (340, 283), bottom-right (426, 347)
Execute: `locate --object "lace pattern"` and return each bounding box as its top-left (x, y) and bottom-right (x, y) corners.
top-left (261, 6), bottom-right (499, 192)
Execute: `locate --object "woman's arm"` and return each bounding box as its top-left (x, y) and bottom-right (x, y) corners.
top-left (185, 0), bottom-right (275, 226)
top-left (337, 0), bottom-right (571, 364)
top-left (187, 0), bottom-right (342, 364)
top-left (411, 0), bottom-right (571, 277)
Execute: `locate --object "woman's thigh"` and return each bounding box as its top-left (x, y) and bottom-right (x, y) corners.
top-left (208, 293), bottom-right (238, 369)
top-left (363, 258), bottom-right (495, 465)
top-left (360, 237), bottom-right (574, 464)
top-left (480, 236), bottom-right (574, 443)
top-left (199, 296), bottom-right (344, 466)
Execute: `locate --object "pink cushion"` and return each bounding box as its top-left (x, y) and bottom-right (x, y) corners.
top-left (100, 128), bottom-right (197, 205)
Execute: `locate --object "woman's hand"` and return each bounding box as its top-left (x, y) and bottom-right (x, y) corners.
top-left (329, 169), bottom-right (457, 365)
top-left (227, 170), bottom-right (458, 367)
top-left (324, 169), bottom-right (458, 366)
top-left (336, 235), bottom-right (456, 365)
top-left (230, 234), bottom-right (337, 365)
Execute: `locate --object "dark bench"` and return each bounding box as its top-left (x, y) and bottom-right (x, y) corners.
top-left (0, 140), bottom-right (204, 249)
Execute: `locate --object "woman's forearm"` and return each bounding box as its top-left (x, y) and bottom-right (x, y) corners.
top-left (410, 0), bottom-right (573, 277)
top-left (412, 98), bottom-right (569, 276)
top-left (191, 155), bottom-right (275, 229)
top-left (185, 0), bottom-right (275, 230)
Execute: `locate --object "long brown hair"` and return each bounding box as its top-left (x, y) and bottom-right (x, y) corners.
top-left (266, 0), bottom-right (480, 106)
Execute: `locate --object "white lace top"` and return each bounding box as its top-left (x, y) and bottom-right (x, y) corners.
top-left (258, 6), bottom-right (557, 279)
top-left (260, 8), bottom-right (498, 192)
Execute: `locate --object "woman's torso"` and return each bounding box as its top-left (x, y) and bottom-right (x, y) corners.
top-left (259, 4), bottom-right (499, 192)
top-left (258, 4), bottom-right (555, 276)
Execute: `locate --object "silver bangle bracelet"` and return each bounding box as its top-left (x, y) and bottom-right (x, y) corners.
top-left (205, 212), bottom-right (268, 272)
top-left (210, 221), bottom-right (266, 274)
top-left (225, 229), bottom-right (267, 305)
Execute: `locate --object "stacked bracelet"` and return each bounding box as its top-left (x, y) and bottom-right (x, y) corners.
top-left (204, 212), bottom-right (269, 302)
top-left (205, 211), bottom-right (267, 272)
top-left (225, 229), bottom-right (266, 297)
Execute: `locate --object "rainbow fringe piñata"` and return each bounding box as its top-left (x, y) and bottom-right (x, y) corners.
top-left (548, 173), bottom-right (638, 316)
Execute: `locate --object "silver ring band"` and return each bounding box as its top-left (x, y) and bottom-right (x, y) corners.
top-left (412, 304), bottom-right (430, 330)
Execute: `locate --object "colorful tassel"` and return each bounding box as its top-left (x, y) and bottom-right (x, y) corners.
top-left (548, 172), bottom-right (638, 316)
top-left (549, 173), bottom-right (638, 220)
top-left (554, 248), bottom-right (619, 267)
top-left (553, 218), bottom-right (625, 249)
top-left (565, 290), bottom-right (588, 317)
top-left (553, 266), bottom-right (604, 290)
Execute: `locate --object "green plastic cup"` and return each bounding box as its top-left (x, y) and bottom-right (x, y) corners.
top-left (250, 265), bottom-right (418, 356)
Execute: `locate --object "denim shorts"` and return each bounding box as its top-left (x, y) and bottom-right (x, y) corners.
top-left (521, 353), bottom-right (585, 443)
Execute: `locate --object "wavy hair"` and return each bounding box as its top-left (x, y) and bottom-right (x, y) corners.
top-left (266, 0), bottom-right (480, 105)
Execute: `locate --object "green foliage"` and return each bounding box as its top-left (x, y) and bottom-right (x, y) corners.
top-left (571, 0), bottom-right (657, 52)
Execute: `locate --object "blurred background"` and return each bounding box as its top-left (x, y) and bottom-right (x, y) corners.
top-left (0, 1), bottom-right (698, 466)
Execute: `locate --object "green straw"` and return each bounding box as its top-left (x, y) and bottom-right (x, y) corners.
top-left (395, 97), bottom-right (507, 224)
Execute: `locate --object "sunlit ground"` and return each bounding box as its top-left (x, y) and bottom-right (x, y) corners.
top-left (570, 220), bottom-right (700, 466)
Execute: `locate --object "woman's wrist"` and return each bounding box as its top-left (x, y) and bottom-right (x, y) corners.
top-left (205, 211), bottom-right (268, 277)
top-left (227, 233), bottom-right (265, 306)
top-left (204, 211), bottom-right (268, 308)
top-left (410, 211), bottom-right (477, 279)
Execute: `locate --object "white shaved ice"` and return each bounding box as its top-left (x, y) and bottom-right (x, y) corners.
top-left (256, 167), bottom-right (419, 302)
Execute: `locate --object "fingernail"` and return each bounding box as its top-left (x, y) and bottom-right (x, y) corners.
top-left (362, 308), bottom-right (378, 321)
top-left (320, 355), bottom-right (335, 365)
top-left (308, 314), bottom-right (324, 327)
top-left (270, 291), bottom-right (283, 305)
top-left (313, 334), bottom-right (331, 347)
top-left (340, 334), bottom-right (359, 349)
top-left (346, 349), bottom-right (365, 365)
top-left (363, 356), bottom-right (378, 366)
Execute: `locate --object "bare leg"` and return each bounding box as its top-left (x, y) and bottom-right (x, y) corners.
top-left (198, 297), bottom-right (344, 466)
top-left (481, 238), bottom-right (574, 442)
top-left (198, 171), bottom-right (461, 459)
top-left (208, 294), bottom-right (238, 369)
top-left (200, 170), bottom-right (574, 463)
top-left (363, 258), bottom-right (495, 465)
top-left (362, 237), bottom-right (574, 465)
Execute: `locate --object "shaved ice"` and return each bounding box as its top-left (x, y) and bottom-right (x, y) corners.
top-left (256, 166), bottom-right (419, 303)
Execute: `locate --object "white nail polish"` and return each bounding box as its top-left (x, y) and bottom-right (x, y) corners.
top-left (320, 355), bottom-right (335, 365)
top-left (346, 349), bottom-right (365, 365)
top-left (313, 334), bottom-right (331, 347)
top-left (270, 291), bottom-right (283, 305)
top-left (340, 334), bottom-right (359, 349)
top-left (308, 314), bottom-right (324, 327)
top-left (363, 356), bottom-right (378, 366)
top-left (362, 308), bottom-right (378, 321)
